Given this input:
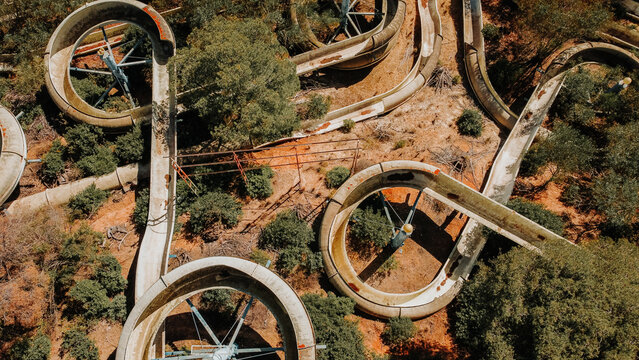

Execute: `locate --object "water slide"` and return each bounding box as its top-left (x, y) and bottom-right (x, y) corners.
top-left (316, 2), bottom-right (639, 319)
top-left (0, 106), bottom-right (27, 206)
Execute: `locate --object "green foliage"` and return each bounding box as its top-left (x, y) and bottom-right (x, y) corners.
top-left (597, 86), bottom-right (639, 124)
top-left (64, 124), bottom-right (105, 160)
top-left (76, 146), bottom-right (118, 177)
top-left (605, 121), bottom-right (639, 178)
top-left (114, 125), bottom-right (144, 165)
top-left (341, 119), bottom-right (355, 133)
top-left (519, 146), bottom-right (548, 177)
top-left (174, 17), bottom-right (300, 148)
top-left (555, 70), bottom-right (596, 116)
top-left (301, 94), bottom-right (331, 121)
top-left (325, 166), bottom-right (350, 188)
top-left (507, 198), bottom-right (564, 235)
top-left (201, 289), bottom-right (235, 315)
top-left (93, 255), bottom-right (127, 297)
top-left (68, 280), bottom-right (111, 320)
top-left (250, 248), bottom-right (272, 267)
top-left (488, 58), bottom-right (525, 92)
top-left (70, 76), bottom-right (107, 106)
top-left (259, 210), bottom-right (320, 273)
top-left (563, 103), bottom-right (596, 127)
top-left (559, 184), bottom-right (583, 208)
top-left (67, 185), bottom-right (108, 219)
top-left (189, 191), bottom-right (243, 233)
top-left (55, 225), bottom-right (102, 292)
top-left (61, 329), bottom-right (99, 360)
top-left (302, 293), bottom-right (366, 360)
top-left (453, 239), bottom-right (639, 359)
top-left (350, 208), bottom-right (393, 249)
top-left (456, 109), bottom-right (483, 137)
top-left (120, 26), bottom-right (152, 59)
top-left (481, 23), bottom-right (501, 42)
top-left (108, 294), bottom-right (128, 323)
top-left (382, 317), bottom-right (416, 346)
top-left (592, 171), bottom-right (639, 230)
top-left (9, 333), bottom-right (51, 360)
top-left (41, 139), bottom-right (65, 183)
top-left (514, 0), bottom-right (611, 55)
top-left (133, 188), bottom-right (150, 231)
top-left (244, 165), bottom-right (274, 199)
top-left (393, 140), bottom-right (407, 149)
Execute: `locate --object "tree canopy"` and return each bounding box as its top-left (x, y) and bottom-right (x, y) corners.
top-left (174, 17), bottom-right (300, 149)
top-left (454, 239), bottom-right (639, 360)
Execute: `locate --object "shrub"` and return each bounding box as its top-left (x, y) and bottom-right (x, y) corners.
top-left (64, 124), bottom-right (104, 160)
top-left (67, 184), bottom-right (108, 219)
top-left (9, 333), bottom-right (51, 360)
top-left (350, 208), bottom-right (393, 249)
top-left (114, 124), bottom-right (144, 165)
top-left (75, 145), bottom-right (118, 176)
top-left (70, 76), bottom-right (106, 106)
top-left (201, 289), bottom-right (235, 314)
top-left (68, 280), bottom-right (111, 320)
top-left (519, 146), bottom-right (549, 177)
top-left (302, 293), bottom-right (366, 360)
top-left (559, 184), bottom-right (583, 208)
top-left (259, 210), bottom-right (314, 250)
top-left (393, 140), bottom-right (407, 149)
top-left (537, 124), bottom-right (596, 174)
top-left (452, 74), bottom-right (462, 85)
top-left (61, 329), bottom-right (99, 360)
top-left (507, 198), bottom-right (564, 235)
top-left (605, 121), bottom-right (639, 178)
top-left (108, 294), bottom-right (127, 322)
top-left (488, 58), bottom-right (525, 92)
top-left (189, 191), bottom-right (243, 233)
top-left (244, 165), bottom-right (274, 199)
top-left (341, 119), bottom-right (355, 133)
top-left (93, 255), bottom-right (127, 296)
top-left (382, 317), bottom-right (416, 346)
top-left (453, 239), bottom-right (639, 359)
top-left (456, 109), bottom-right (483, 137)
top-left (302, 94), bottom-right (331, 120)
top-left (325, 166), bottom-right (350, 188)
top-left (481, 23), bottom-right (501, 41)
top-left (133, 188), bottom-right (150, 231)
top-left (41, 139), bottom-right (65, 183)
top-left (592, 171), bottom-right (639, 230)
top-left (55, 225), bottom-right (102, 292)
top-left (555, 70), bottom-right (596, 116)
top-left (259, 210), bottom-right (320, 273)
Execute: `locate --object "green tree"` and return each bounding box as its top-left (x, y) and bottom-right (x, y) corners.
top-left (325, 166), bottom-right (350, 188)
top-left (605, 121), bottom-right (639, 177)
top-left (259, 210), bottom-right (320, 273)
top-left (68, 280), bottom-right (111, 320)
top-left (75, 145), bottom-right (118, 177)
top-left (554, 70), bottom-right (597, 117)
top-left (189, 191), bottom-right (243, 233)
top-left (9, 333), bottom-right (51, 360)
top-left (41, 139), bottom-right (65, 183)
top-left (592, 171), bottom-right (639, 230)
top-left (93, 255), bottom-right (127, 297)
top-left (300, 94), bottom-right (331, 121)
top-left (526, 123), bottom-right (596, 176)
top-left (108, 294), bottom-right (128, 323)
top-left (350, 208), bottom-right (393, 249)
top-left (454, 239), bottom-right (639, 359)
top-left (114, 124), bottom-right (144, 165)
top-left (67, 184), bottom-right (108, 219)
top-left (514, 0), bottom-right (611, 55)
top-left (382, 317), bottom-right (416, 346)
top-left (456, 109), bottom-right (483, 137)
top-left (244, 165), bottom-right (275, 199)
top-left (133, 188), bottom-right (150, 231)
top-left (201, 289), bottom-right (235, 315)
top-left (64, 124), bottom-right (105, 160)
top-left (61, 329), bottom-right (99, 360)
top-left (174, 17), bottom-right (300, 149)
top-left (482, 23), bottom-right (501, 42)
top-left (302, 293), bottom-right (366, 360)
top-left (55, 225), bottom-right (102, 293)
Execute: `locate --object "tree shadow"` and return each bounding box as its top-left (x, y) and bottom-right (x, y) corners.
top-left (388, 339), bottom-right (465, 360)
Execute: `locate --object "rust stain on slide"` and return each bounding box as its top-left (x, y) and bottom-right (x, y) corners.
top-left (142, 6), bottom-right (169, 40)
top-left (320, 55), bottom-right (342, 64)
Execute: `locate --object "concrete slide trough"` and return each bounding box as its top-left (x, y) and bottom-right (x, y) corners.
top-left (0, 106), bottom-right (27, 206)
top-left (116, 257), bottom-right (315, 360)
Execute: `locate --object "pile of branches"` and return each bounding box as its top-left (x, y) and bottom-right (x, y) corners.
top-left (427, 66), bottom-right (454, 91)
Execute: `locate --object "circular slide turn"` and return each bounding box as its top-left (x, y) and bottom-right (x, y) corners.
top-left (44, 0), bottom-right (175, 128)
top-left (319, 160), bottom-right (566, 319)
top-left (116, 257), bottom-right (315, 360)
top-left (0, 105), bottom-right (27, 206)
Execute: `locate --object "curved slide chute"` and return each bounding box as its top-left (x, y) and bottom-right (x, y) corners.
top-left (44, 0), bottom-right (175, 129)
top-left (116, 257), bottom-right (316, 360)
top-left (0, 106), bottom-right (27, 206)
